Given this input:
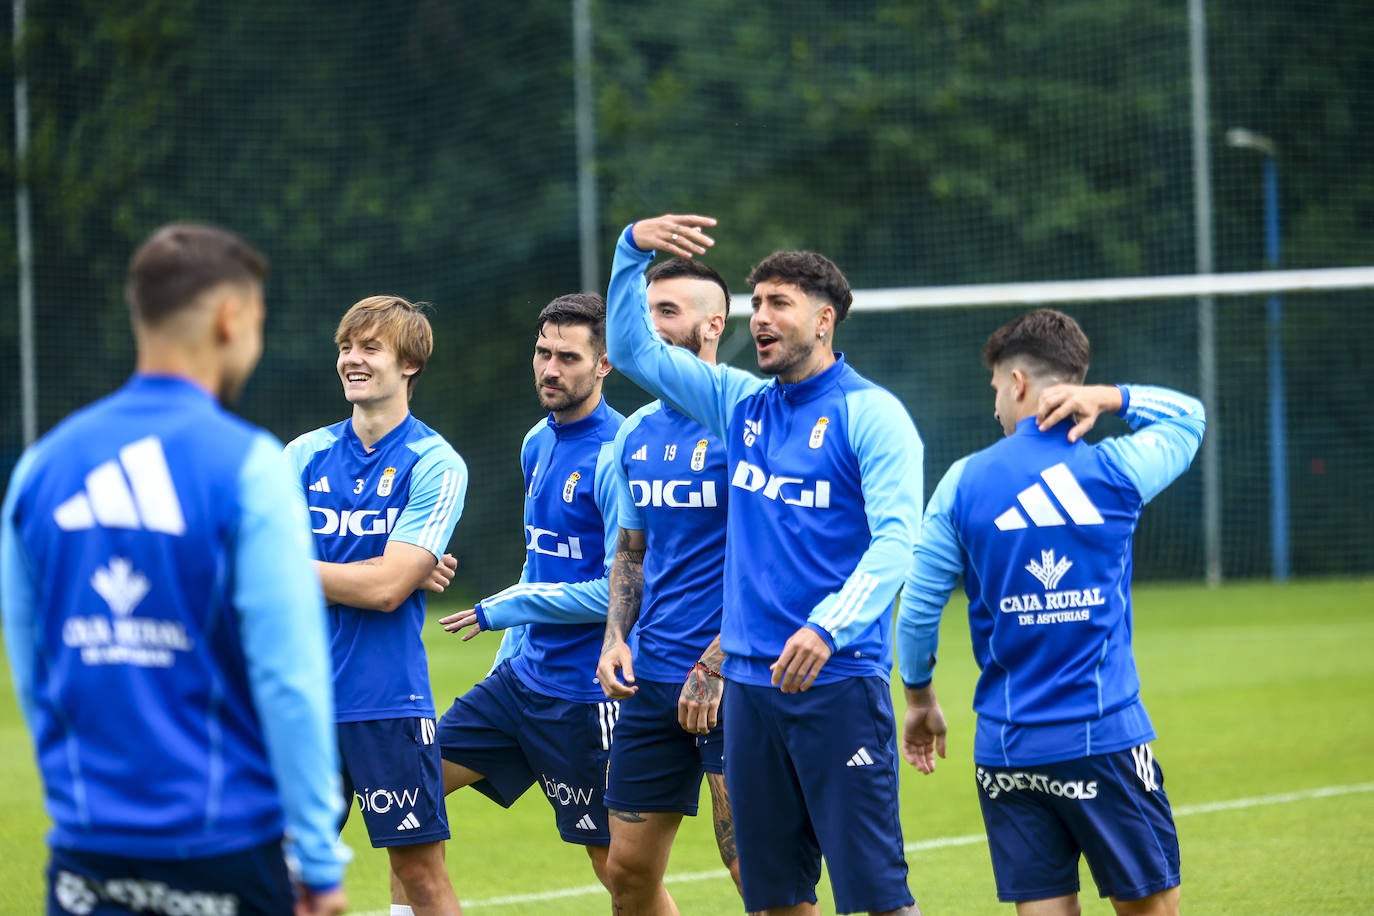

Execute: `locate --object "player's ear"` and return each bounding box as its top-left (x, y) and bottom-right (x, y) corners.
top-left (596, 352), bottom-right (612, 379)
top-left (705, 312), bottom-right (726, 341)
top-left (209, 287), bottom-right (244, 345)
top-left (1011, 367), bottom-right (1031, 402)
top-left (814, 303), bottom-right (836, 341)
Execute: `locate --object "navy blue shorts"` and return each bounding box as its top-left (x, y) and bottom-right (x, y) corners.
top-left (724, 678), bottom-right (913, 915)
top-left (976, 743), bottom-right (1181, 903)
top-left (47, 840), bottom-right (294, 915)
top-left (436, 661), bottom-right (617, 845)
top-left (605, 678), bottom-right (724, 815)
top-left (337, 717), bottom-right (450, 848)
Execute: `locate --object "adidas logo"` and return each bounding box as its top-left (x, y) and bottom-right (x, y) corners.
top-left (53, 437), bottom-right (186, 535)
top-left (846, 747), bottom-right (875, 767)
top-left (575, 814), bottom-right (598, 831)
top-left (396, 811), bottom-right (421, 831)
top-left (994, 462), bottom-right (1104, 531)
top-left (631, 445), bottom-right (648, 461)
top-left (308, 476), bottom-right (331, 493)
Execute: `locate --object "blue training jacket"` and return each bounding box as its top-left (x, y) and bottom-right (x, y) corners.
top-left (612, 400), bottom-right (729, 682)
top-left (476, 397), bottom-right (625, 703)
top-left (607, 227), bottom-right (924, 687)
top-left (0, 375), bottom-right (347, 889)
top-left (284, 413), bottom-right (467, 722)
top-left (897, 386), bottom-right (1205, 766)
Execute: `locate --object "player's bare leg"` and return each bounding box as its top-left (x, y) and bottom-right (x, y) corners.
top-left (1111, 887), bottom-right (1179, 916)
top-left (1015, 895), bottom-right (1081, 916)
top-left (585, 841), bottom-right (612, 892)
top-left (441, 759), bottom-right (483, 795)
top-left (388, 759), bottom-right (489, 912)
top-left (386, 840), bottom-right (462, 916)
top-left (760, 904), bottom-right (820, 916)
top-left (704, 773), bottom-right (745, 896)
top-left (605, 808), bottom-right (683, 914)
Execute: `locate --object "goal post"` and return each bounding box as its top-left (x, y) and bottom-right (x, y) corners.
top-left (720, 266), bottom-right (1374, 584)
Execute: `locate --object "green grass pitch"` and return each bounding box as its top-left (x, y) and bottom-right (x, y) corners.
top-left (0, 578), bottom-right (1370, 913)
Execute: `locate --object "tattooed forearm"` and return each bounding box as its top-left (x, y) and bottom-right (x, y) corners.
top-left (698, 633), bottom-right (727, 671)
top-left (604, 529), bottom-right (645, 649)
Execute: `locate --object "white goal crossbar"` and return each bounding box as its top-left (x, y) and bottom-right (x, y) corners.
top-left (729, 266), bottom-right (1374, 315)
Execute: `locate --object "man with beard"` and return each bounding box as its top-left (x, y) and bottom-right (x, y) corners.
top-left (595, 257), bottom-right (746, 914)
top-left (606, 215), bottom-right (926, 916)
top-left (2, 223), bottom-right (348, 914)
top-left (435, 293), bottom-right (626, 891)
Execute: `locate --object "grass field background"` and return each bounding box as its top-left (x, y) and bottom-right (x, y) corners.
top-left (1, 578), bottom-right (1370, 914)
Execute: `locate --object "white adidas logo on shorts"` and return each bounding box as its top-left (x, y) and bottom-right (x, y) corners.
top-left (846, 747), bottom-right (875, 767)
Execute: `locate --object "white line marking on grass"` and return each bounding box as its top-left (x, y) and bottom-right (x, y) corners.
top-left (353, 781), bottom-right (1374, 914)
top-left (1171, 780), bottom-right (1374, 816)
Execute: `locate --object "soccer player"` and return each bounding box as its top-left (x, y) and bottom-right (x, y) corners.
top-left (1, 223), bottom-right (348, 915)
top-left (594, 256), bottom-right (745, 914)
top-left (897, 309), bottom-right (1204, 916)
top-left (284, 295), bottom-right (467, 916)
top-left (434, 293), bottom-right (625, 888)
top-left (606, 214), bottom-right (926, 916)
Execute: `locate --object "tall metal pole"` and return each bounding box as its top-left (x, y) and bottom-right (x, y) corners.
top-left (1189, 0), bottom-right (1222, 585)
top-left (13, 0), bottom-right (37, 447)
top-left (1262, 152), bottom-right (1289, 580)
top-left (1226, 128), bottom-right (1288, 581)
top-left (572, 0), bottom-right (599, 293)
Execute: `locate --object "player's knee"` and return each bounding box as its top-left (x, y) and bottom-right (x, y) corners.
top-left (390, 846), bottom-right (451, 902)
top-left (584, 843), bottom-right (614, 890)
top-left (605, 848), bottom-right (658, 897)
top-left (1111, 886), bottom-right (1178, 916)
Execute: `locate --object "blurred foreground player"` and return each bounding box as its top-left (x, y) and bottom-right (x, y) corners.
top-left (2, 223), bottom-right (348, 915)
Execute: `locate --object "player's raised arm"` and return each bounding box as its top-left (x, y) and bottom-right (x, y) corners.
top-left (605, 215), bottom-right (765, 440)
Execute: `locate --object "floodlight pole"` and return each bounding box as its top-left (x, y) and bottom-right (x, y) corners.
top-left (13, 0), bottom-right (37, 447)
top-left (572, 0), bottom-right (599, 293)
top-left (1189, 0), bottom-right (1222, 586)
top-left (1226, 127), bottom-right (1289, 581)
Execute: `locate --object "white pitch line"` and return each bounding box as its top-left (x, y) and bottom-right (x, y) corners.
top-left (354, 781), bottom-right (1374, 914)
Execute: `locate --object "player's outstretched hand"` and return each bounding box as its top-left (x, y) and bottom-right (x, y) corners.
top-left (438, 607), bottom-right (484, 641)
top-left (422, 553), bottom-right (458, 594)
top-left (631, 214), bottom-right (717, 259)
top-left (295, 885), bottom-right (347, 916)
top-left (1036, 384), bottom-right (1123, 443)
top-left (770, 626), bottom-right (833, 694)
top-left (901, 686), bottom-right (948, 775)
top-left (598, 641), bottom-right (639, 699)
